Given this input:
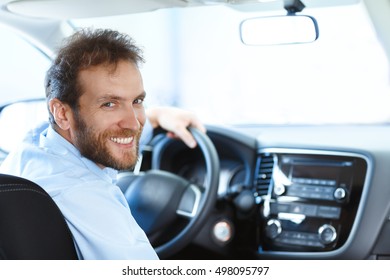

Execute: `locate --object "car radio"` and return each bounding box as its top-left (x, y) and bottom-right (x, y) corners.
top-left (254, 149), bottom-right (369, 254)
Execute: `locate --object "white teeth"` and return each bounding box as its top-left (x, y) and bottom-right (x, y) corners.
top-left (110, 137), bottom-right (133, 144)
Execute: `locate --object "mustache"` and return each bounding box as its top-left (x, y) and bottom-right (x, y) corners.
top-left (105, 127), bottom-right (143, 138)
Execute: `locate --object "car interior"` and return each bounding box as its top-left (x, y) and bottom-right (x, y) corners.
top-left (0, 0), bottom-right (390, 261)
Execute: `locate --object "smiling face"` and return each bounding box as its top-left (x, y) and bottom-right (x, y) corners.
top-left (60, 60), bottom-right (146, 170)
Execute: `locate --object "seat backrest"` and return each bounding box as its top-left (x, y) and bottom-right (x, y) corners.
top-left (0, 174), bottom-right (78, 260)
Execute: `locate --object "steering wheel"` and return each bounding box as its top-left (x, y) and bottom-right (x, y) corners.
top-left (123, 127), bottom-right (220, 259)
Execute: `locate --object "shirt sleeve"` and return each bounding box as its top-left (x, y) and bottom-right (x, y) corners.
top-left (53, 180), bottom-right (159, 260)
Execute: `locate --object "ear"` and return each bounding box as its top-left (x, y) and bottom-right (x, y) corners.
top-left (48, 98), bottom-right (73, 131)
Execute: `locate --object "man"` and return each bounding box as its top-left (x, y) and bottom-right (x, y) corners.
top-left (0, 28), bottom-right (205, 259)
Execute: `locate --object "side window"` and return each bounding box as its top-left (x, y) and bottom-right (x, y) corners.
top-left (0, 25), bottom-right (50, 104)
top-left (0, 25), bottom-right (51, 157)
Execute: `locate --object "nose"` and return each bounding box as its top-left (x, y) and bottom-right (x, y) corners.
top-left (118, 105), bottom-right (143, 131)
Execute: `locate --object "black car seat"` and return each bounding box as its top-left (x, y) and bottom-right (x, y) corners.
top-left (0, 174), bottom-right (78, 259)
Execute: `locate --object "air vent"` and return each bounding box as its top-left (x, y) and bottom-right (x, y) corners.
top-left (254, 153), bottom-right (275, 196)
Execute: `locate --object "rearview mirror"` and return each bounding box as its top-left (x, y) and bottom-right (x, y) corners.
top-left (240, 15), bottom-right (319, 46)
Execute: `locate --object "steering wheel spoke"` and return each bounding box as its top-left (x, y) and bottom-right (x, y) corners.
top-left (177, 184), bottom-right (203, 218)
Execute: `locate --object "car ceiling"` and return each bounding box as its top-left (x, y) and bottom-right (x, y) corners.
top-left (0, 0), bottom-right (389, 68)
top-left (3, 0), bottom-right (359, 19)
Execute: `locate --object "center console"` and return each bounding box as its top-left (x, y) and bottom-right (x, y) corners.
top-left (254, 148), bottom-right (369, 256)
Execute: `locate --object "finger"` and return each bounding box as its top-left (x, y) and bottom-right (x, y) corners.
top-left (189, 117), bottom-right (207, 134)
top-left (169, 127), bottom-right (197, 149)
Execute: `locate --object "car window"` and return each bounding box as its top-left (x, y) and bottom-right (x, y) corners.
top-left (0, 25), bottom-right (50, 154)
top-left (0, 25), bottom-right (50, 105)
top-left (72, 2), bottom-right (390, 125)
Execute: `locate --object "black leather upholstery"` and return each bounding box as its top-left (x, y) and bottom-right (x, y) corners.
top-left (0, 174), bottom-right (78, 260)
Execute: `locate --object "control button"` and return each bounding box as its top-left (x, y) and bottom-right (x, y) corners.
top-left (287, 185), bottom-right (336, 201)
top-left (317, 206), bottom-right (341, 219)
top-left (334, 187), bottom-right (347, 200)
top-left (270, 203), bottom-right (290, 214)
top-left (274, 184), bottom-right (285, 196)
top-left (318, 224), bottom-right (337, 244)
top-left (266, 219), bottom-right (282, 239)
top-left (212, 220), bottom-right (233, 244)
top-left (275, 231), bottom-right (324, 248)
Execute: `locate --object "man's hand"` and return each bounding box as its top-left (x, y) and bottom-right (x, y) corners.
top-left (146, 106), bottom-right (206, 148)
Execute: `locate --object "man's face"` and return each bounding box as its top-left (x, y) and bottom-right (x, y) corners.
top-left (70, 60), bottom-right (146, 170)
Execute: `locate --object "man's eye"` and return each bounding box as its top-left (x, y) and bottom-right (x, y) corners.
top-left (133, 98), bottom-right (144, 105)
top-left (102, 102), bottom-right (115, 108)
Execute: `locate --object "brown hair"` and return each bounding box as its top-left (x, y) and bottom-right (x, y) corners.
top-left (45, 28), bottom-right (144, 125)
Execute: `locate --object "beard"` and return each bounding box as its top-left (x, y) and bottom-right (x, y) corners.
top-left (72, 114), bottom-right (143, 171)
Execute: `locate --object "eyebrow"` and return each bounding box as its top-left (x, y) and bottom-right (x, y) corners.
top-left (96, 92), bottom-right (146, 103)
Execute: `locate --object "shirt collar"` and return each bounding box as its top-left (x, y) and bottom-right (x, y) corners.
top-left (40, 124), bottom-right (119, 184)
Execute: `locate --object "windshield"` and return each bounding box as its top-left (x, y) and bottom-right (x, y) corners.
top-left (70, 3), bottom-right (388, 125)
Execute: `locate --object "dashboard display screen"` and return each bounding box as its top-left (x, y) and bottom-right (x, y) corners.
top-left (280, 156), bottom-right (353, 185)
top-left (292, 164), bottom-right (341, 182)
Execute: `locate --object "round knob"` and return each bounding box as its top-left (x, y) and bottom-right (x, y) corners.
top-left (266, 219), bottom-right (282, 239)
top-left (233, 189), bottom-right (255, 212)
top-left (212, 220), bottom-right (234, 244)
top-left (318, 224), bottom-right (337, 244)
top-left (274, 184), bottom-right (285, 196)
top-left (334, 187), bottom-right (347, 200)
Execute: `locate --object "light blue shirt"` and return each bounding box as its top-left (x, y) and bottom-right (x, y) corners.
top-left (0, 121), bottom-right (159, 260)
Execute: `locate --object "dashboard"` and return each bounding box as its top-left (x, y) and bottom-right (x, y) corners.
top-left (142, 124), bottom-right (390, 260)
top-left (256, 149), bottom-right (368, 256)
